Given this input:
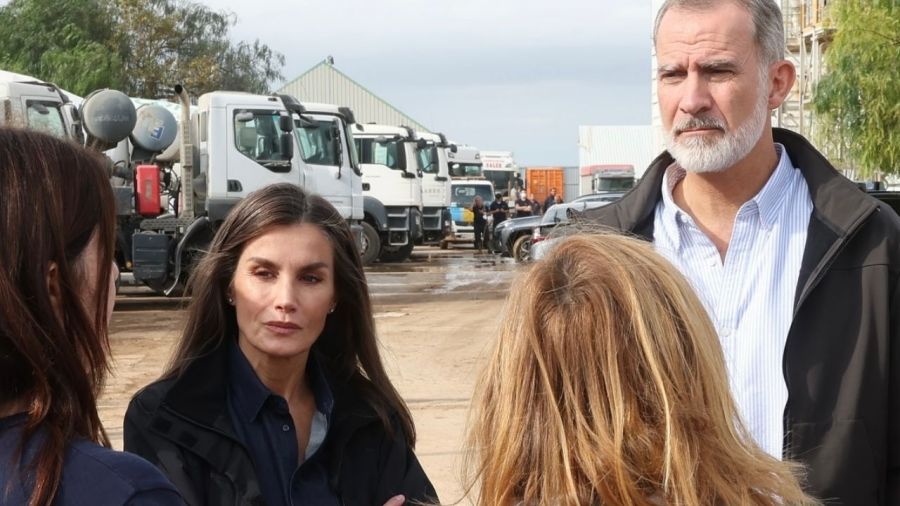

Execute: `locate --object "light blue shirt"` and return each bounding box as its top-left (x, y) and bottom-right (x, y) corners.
top-left (652, 144), bottom-right (812, 458)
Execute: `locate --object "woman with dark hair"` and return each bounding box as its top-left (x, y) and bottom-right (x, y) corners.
top-left (125, 183), bottom-right (436, 506)
top-left (0, 128), bottom-right (182, 505)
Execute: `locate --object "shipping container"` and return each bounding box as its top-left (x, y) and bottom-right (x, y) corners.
top-left (526, 167), bottom-right (566, 205)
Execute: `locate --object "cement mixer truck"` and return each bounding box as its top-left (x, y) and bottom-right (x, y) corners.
top-left (78, 87), bottom-right (365, 294)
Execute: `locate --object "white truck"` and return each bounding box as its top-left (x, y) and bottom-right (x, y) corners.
top-left (445, 145), bottom-right (494, 247)
top-left (480, 150), bottom-right (522, 198)
top-left (124, 90), bottom-right (364, 293)
top-left (0, 72), bottom-right (83, 141)
top-left (352, 123), bottom-right (425, 264)
top-left (415, 131), bottom-right (454, 245)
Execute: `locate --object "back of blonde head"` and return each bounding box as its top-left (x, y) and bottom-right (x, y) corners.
top-left (466, 233), bottom-right (816, 505)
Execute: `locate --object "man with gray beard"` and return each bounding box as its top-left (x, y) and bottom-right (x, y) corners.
top-left (584, 0), bottom-right (900, 503)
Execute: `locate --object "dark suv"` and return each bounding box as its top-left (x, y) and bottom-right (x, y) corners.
top-left (869, 191), bottom-right (900, 215)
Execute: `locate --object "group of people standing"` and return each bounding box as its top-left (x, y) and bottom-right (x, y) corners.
top-left (469, 187), bottom-right (563, 251)
top-left (2, 0), bottom-right (899, 505)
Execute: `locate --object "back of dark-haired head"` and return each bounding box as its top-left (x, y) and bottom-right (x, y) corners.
top-left (0, 127), bottom-right (117, 505)
top-left (166, 183), bottom-right (416, 446)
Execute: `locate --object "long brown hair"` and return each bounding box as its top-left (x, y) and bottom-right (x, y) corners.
top-left (0, 128), bottom-right (117, 505)
top-left (164, 183), bottom-right (416, 445)
top-left (466, 233), bottom-right (817, 505)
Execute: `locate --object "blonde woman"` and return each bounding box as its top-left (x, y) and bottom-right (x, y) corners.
top-left (466, 233), bottom-right (818, 505)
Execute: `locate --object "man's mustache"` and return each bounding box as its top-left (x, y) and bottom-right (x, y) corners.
top-left (673, 116), bottom-right (726, 136)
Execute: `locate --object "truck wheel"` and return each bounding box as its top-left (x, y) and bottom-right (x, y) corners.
top-left (360, 222), bottom-right (381, 266)
top-left (513, 234), bottom-right (533, 263)
top-left (379, 242), bottom-right (414, 263)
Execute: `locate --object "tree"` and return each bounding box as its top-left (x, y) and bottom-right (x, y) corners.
top-left (113, 0), bottom-right (285, 97)
top-left (0, 0), bottom-right (123, 95)
top-left (0, 0), bottom-right (285, 98)
top-left (813, 0), bottom-right (900, 177)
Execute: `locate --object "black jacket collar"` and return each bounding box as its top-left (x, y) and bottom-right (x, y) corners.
top-left (584, 128), bottom-right (880, 310)
top-left (158, 338), bottom-right (385, 460)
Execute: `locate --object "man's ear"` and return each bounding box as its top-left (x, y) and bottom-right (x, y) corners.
top-left (47, 262), bottom-right (63, 321)
top-left (767, 59), bottom-right (797, 110)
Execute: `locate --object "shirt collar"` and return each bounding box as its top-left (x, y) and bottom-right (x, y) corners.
top-left (658, 143), bottom-right (796, 233)
top-left (659, 162), bottom-right (687, 251)
top-left (751, 143), bottom-right (795, 230)
top-left (228, 339), bottom-right (335, 423)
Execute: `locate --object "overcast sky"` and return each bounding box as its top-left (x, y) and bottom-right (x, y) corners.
top-left (203, 0), bottom-right (653, 165)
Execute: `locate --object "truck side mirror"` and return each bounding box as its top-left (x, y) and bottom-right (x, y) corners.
top-left (332, 123), bottom-right (343, 179)
top-left (431, 147), bottom-right (438, 164)
top-left (280, 132), bottom-right (293, 159)
top-left (450, 144), bottom-right (458, 153)
top-left (416, 138), bottom-right (428, 149)
top-left (279, 114), bottom-right (293, 132)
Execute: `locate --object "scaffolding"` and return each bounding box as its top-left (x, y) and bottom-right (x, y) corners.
top-left (777, 0), bottom-right (835, 147)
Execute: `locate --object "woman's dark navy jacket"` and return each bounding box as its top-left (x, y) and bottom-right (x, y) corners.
top-left (122, 342), bottom-right (437, 506)
top-left (0, 413), bottom-right (182, 505)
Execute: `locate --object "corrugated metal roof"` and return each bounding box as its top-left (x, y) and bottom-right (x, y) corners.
top-left (578, 125), bottom-right (666, 180)
top-left (277, 60), bottom-right (430, 133)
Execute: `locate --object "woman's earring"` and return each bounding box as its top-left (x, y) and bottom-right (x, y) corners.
top-left (328, 304), bottom-right (336, 314)
top-left (227, 296), bottom-right (234, 305)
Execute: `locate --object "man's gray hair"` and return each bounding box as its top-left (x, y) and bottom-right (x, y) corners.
top-left (653, 0), bottom-right (785, 64)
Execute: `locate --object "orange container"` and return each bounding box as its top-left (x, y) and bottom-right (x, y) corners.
top-left (526, 167), bottom-right (565, 204)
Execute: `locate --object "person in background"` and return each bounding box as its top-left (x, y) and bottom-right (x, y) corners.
top-left (0, 128), bottom-right (182, 505)
top-left (488, 192), bottom-right (509, 234)
top-left (125, 184), bottom-right (435, 506)
top-left (514, 192), bottom-right (533, 218)
top-left (472, 195), bottom-right (488, 252)
top-left (528, 193), bottom-right (542, 216)
top-left (542, 187), bottom-right (560, 211)
top-left (585, 0), bottom-right (900, 502)
top-left (465, 233), bottom-right (816, 506)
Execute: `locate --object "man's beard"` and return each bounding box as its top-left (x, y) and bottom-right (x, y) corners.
top-left (664, 85), bottom-right (771, 174)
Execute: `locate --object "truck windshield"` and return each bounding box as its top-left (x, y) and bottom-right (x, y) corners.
top-left (594, 177), bottom-right (635, 192)
top-left (449, 163), bottom-right (482, 178)
top-left (482, 169), bottom-right (519, 196)
top-left (26, 100), bottom-right (66, 138)
top-left (295, 118), bottom-right (340, 166)
top-left (356, 138), bottom-right (403, 171)
top-left (417, 146), bottom-right (439, 174)
top-left (452, 184), bottom-right (494, 208)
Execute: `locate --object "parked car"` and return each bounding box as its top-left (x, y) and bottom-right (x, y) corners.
top-left (569, 192), bottom-right (625, 205)
top-left (869, 191), bottom-right (900, 215)
top-left (491, 214), bottom-right (543, 261)
top-left (530, 200), bottom-right (612, 261)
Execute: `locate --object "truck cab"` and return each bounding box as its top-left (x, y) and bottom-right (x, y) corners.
top-left (415, 131), bottom-right (454, 245)
top-left (444, 145), bottom-right (492, 247)
top-left (480, 150), bottom-right (521, 199)
top-left (130, 91), bottom-right (364, 294)
top-left (195, 92), bottom-right (363, 226)
top-left (352, 123), bottom-right (424, 263)
top-left (0, 77), bottom-right (82, 141)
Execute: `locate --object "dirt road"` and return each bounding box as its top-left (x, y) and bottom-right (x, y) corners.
top-left (100, 297), bottom-right (506, 503)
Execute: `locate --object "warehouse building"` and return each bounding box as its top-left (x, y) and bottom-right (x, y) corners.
top-left (277, 57), bottom-right (430, 133)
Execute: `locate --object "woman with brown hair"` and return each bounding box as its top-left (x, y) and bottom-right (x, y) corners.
top-left (466, 233), bottom-right (818, 505)
top-left (125, 183), bottom-right (435, 506)
top-left (0, 128), bottom-right (181, 505)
